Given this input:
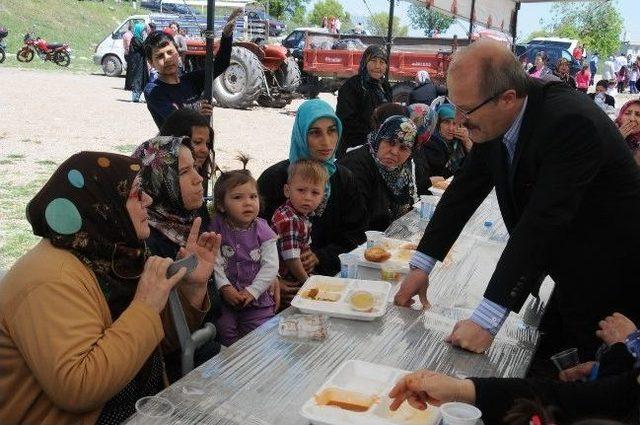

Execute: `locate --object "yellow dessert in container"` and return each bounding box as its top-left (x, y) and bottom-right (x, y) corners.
top-left (350, 291), bottom-right (375, 312)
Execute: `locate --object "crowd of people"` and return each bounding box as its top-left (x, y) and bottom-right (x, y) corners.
top-left (1, 29), bottom-right (640, 425)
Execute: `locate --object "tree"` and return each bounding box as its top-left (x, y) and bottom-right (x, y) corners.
top-left (308, 0), bottom-right (350, 28)
top-left (255, 0), bottom-right (309, 20)
top-left (407, 4), bottom-right (454, 37)
top-left (367, 12), bottom-right (408, 37)
top-left (533, 2), bottom-right (623, 57)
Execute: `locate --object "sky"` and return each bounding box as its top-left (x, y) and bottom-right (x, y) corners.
top-left (309, 0), bottom-right (640, 43)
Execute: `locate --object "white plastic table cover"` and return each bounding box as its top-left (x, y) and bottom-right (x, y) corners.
top-left (125, 192), bottom-right (554, 425)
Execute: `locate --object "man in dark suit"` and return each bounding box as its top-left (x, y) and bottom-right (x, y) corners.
top-left (394, 39), bottom-right (640, 366)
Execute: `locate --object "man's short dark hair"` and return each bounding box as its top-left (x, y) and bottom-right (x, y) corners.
top-left (143, 30), bottom-right (178, 61)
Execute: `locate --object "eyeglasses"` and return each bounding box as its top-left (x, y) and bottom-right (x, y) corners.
top-left (446, 91), bottom-right (505, 119)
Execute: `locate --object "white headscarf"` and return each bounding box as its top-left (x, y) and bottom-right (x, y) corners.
top-left (416, 70), bottom-right (430, 84)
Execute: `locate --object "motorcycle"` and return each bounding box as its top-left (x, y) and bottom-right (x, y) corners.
top-left (16, 33), bottom-right (71, 67)
top-left (0, 26), bottom-right (7, 64)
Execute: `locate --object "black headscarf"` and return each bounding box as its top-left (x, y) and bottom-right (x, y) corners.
top-left (359, 45), bottom-right (390, 105)
top-left (26, 151), bottom-right (164, 424)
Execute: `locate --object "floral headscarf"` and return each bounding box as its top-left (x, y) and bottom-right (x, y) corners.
top-left (616, 99), bottom-right (640, 152)
top-left (133, 136), bottom-right (197, 246)
top-left (406, 103), bottom-right (437, 146)
top-left (26, 152), bottom-right (164, 422)
top-left (368, 115), bottom-right (418, 218)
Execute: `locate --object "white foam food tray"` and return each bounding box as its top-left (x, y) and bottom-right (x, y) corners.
top-left (357, 237), bottom-right (417, 274)
top-left (291, 276), bottom-right (391, 321)
top-left (300, 359), bottom-right (441, 425)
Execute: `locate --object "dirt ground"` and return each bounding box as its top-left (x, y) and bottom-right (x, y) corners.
top-left (0, 67), bottom-right (336, 269)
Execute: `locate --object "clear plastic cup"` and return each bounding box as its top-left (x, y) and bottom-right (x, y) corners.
top-left (440, 402), bottom-right (482, 425)
top-left (419, 195), bottom-right (437, 219)
top-left (338, 253), bottom-right (358, 279)
top-left (134, 396), bottom-right (175, 424)
top-left (550, 347), bottom-right (579, 371)
top-left (365, 231), bottom-right (385, 249)
top-left (380, 263), bottom-right (403, 282)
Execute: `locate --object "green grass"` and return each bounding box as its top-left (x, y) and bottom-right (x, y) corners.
top-left (0, 160), bottom-right (14, 165)
top-left (0, 163), bottom-right (58, 270)
top-left (35, 159), bottom-right (57, 166)
top-left (0, 0), bottom-right (138, 73)
top-left (7, 154), bottom-right (25, 159)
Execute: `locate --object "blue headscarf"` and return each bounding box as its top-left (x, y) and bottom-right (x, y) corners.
top-left (133, 22), bottom-right (145, 41)
top-left (289, 99), bottom-right (342, 215)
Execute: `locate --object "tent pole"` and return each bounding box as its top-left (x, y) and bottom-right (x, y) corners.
top-left (468, 0), bottom-right (476, 41)
top-left (385, 0), bottom-right (395, 80)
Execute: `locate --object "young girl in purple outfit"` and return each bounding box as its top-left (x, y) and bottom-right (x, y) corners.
top-left (209, 158), bottom-right (279, 346)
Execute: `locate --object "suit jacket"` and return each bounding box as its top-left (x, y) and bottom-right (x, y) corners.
top-left (417, 79), bottom-right (640, 318)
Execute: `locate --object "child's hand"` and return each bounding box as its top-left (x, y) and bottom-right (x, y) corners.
top-left (223, 8), bottom-right (243, 36)
top-left (239, 289), bottom-right (255, 308)
top-left (220, 285), bottom-right (244, 309)
top-left (596, 312), bottom-right (638, 345)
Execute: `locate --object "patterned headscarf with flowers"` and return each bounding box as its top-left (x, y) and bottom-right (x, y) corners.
top-left (368, 115), bottom-right (418, 218)
top-left (406, 103), bottom-right (438, 146)
top-left (616, 99), bottom-right (640, 152)
top-left (133, 136), bottom-right (197, 246)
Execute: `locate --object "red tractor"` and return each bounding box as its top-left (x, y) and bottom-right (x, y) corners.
top-left (185, 38), bottom-right (301, 109)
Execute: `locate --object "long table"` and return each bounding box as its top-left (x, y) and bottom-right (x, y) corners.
top-left (126, 193), bottom-right (553, 424)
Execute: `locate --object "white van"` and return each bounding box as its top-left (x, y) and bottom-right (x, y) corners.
top-left (93, 13), bottom-right (202, 77)
top-left (529, 37), bottom-right (580, 55)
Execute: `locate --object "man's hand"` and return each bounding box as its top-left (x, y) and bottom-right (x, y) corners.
top-left (388, 370), bottom-right (476, 411)
top-left (596, 312), bottom-right (638, 345)
top-left (445, 319), bottom-right (494, 353)
top-left (300, 249), bottom-right (319, 273)
top-left (223, 8), bottom-right (243, 36)
top-left (559, 361), bottom-right (596, 382)
top-left (394, 268), bottom-right (430, 309)
top-left (220, 285), bottom-right (245, 309)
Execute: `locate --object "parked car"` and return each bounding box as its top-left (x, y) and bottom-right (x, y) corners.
top-left (245, 9), bottom-right (285, 37)
top-left (140, 0), bottom-right (201, 17)
top-left (515, 43), bottom-right (581, 75)
top-left (281, 27), bottom-right (329, 51)
top-left (93, 13), bottom-right (202, 77)
top-left (529, 37), bottom-right (579, 55)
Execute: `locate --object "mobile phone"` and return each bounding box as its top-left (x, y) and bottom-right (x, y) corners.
top-left (166, 254), bottom-right (198, 279)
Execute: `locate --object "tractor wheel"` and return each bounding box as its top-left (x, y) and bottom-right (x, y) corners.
top-left (274, 56), bottom-right (301, 91)
top-left (17, 47), bottom-right (34, 63)
top-left (392, 81), bottom-right (416, 104)
top-left (212, 46), bottom-right (263, 109)
top-left (0, 48), bottom-right (5, 64)
top-left (257, 56), bottom-right (301, 108)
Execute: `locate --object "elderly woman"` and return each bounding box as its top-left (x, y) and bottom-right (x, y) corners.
top-left (258, 99), bottom-right (366, 305)
top-left (339, 115), bottom-right (420, 231)
top-left (413, 103), bottom-right (472, 184)
top-left (336, 45), bottom-right (392, 158)
top-left (553, 58), bottom-right (577, 89)
top-left (0, 152), bottom-right (220, 424)
top-left (616, 99), bottom-right (640, 166)
top-left (124, 22), bottom-right (148, 102)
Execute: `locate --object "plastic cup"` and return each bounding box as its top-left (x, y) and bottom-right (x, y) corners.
top-left (338, 253), bottom-right (358, 279)
top-left (134, 396), bottom-right (175, 424)
top-left (365, 231), bottom-right (385, 249)
top-left (440, 402), bottom-right (482, 425)
top-left (550, 347), bottom-right (579, 371)
top-left (419, 195), bottom-right (437, 220)
top-left (380, 263), bottom-right (403, 282)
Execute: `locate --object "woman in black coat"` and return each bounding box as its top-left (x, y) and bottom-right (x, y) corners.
top-left (340, 105), bottom-right (437, 231)
top-left (124, 22), bottom-right (148, 103)
top-left (335, 45), bottom-right (392, 158)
